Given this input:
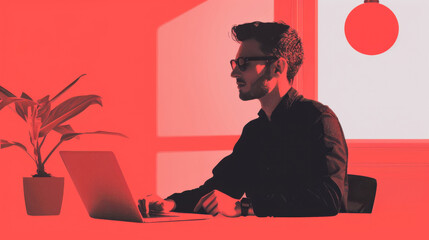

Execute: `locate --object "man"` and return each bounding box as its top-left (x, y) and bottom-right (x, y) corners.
top-left (139, 21), bottom-right (348, 217)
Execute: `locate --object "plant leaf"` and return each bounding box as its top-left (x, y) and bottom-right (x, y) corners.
top-left (21, 92), bottom-right (32, 100)
top-left (42, 130), bottom-right (127, 164)
top-left (36, 95), bottom-right (51, 123)
top-left (0, 139), bottom-right (27, 152)
top-left (53, 124), bottom-right (75, 134)
top-left (15, 92), bottom-right (35, 121)
top-left (39, 95), bottom-right (102, 137)
top-left (53, 124), bottom-right (80, 139)
top-left (0, 96), bottom-right (20, 111)
top-left (0, 95), bottom-right (36, 112)
top-left (0, 85), bottom-right (16, 97)
top-left (0, 87), bottom-right (16, 112)
top-left (61, 131), bottom-right (127, 141)
top-left (2, 139), bottom-right (36, 164)
top-left (37, 95), bottom-right (49, 104)
top-left (50, 74), bottom-right (86, 103)
top-left (28, 114), bottom-right (42, 146)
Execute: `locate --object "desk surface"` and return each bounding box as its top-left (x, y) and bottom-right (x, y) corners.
top-left (2, 162), bottom-right (428, 240)
top-left (3, 211), bottom-right (427, 240)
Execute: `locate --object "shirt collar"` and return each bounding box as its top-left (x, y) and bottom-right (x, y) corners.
top-left (257, 87), bottom-right (301, 121)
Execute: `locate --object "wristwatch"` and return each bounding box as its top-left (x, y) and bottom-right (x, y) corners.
top-left (240, 198), bottom-right (252, 216)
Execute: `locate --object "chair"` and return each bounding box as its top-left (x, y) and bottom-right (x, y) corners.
top-left (346, 174), bottom-right (377, 213)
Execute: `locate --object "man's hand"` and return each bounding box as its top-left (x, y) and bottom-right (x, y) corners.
top-left (138, 194), bottom-right (175, 218)
top-left (193, 190), bottom-right (241, 217)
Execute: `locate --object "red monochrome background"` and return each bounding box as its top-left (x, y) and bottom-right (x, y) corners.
top-left (0, 0), bottom-right (428, 239)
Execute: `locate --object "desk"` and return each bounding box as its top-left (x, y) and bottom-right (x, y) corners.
top-left (1, 160), bottom-right (428, 240)
top-left (2, 211), bottom-right (427, 240)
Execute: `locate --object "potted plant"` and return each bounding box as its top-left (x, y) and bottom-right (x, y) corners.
top-left (0, 74), bottom-right (126, 215)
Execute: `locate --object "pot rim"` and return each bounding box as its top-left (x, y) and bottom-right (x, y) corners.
top-left (23, 176), bottom-right (64, 179)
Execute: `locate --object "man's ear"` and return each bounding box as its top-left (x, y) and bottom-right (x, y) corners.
top-left (273, 58), bottom-right (287, 77)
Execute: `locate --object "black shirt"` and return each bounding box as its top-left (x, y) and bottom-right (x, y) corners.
top-left (167, 87), bottom-right (348, 217)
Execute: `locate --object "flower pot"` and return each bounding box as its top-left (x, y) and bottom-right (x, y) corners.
top-left (23, 177), bottom-right (64, 215)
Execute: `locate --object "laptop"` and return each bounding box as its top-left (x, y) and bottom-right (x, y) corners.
top-left (60, 151), bottom-right (212, 223)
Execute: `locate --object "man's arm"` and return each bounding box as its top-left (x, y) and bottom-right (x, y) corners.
top-left (166, 153), bottom-right (246, 213)
top-left (166, 124), bottom-right (252, 213)
top-left (251, 108), bottom-right (348, 217)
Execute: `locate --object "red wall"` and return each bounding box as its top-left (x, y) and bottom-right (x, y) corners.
top-left (0, 1), bottom-right (428, 239)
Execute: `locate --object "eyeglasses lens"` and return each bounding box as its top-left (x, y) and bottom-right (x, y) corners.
top-left (238, 58), bottom-right (246, 71)
top-left (231, 58), bottom-right (247, 71)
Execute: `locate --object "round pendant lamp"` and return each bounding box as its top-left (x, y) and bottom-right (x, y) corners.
top-left (345, 0), bottom-right (399, 55)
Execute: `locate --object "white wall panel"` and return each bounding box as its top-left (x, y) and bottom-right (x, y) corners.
top-left (319, 0), bottom-right (429, 139)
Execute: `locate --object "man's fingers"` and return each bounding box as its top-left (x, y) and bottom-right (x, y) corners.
top-left (140, 198), bottom-right (151, 217)
top-left (138, 200), bottom-right (149, 218)
top-left (193, 198), bottom-right (204, 212)
top-left (206, 201), bottom-right (218, 214)
top-left (144, 198), bottom-right (150, 216)
top-left (208, 205), bottom-right (219, 216)
top-left (138, 201), bottom-right (143, 215)
top-left (193, 191), bottom-right (214, 212)
top-left (203, 197), bottom-right (216, 212)
top-left (149, 201), bottom-right (162, 211)
top-left (138, 199), bottom-right (144, 210)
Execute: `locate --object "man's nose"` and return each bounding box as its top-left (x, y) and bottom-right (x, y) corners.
top-left (231, 66), bottom-right (241, 78)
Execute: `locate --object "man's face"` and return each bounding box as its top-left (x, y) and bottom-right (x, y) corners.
top-left (230, 39), bottom-right (274, 101)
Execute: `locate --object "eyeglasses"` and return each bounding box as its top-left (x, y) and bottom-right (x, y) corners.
top-left (230, 56), bottom-right (278, 71)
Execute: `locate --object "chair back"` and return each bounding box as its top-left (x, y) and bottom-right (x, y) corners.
top-left (346, 174), bottom-right (377, 213)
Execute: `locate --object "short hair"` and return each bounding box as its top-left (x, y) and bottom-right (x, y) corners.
top-left (231, 21), bottom-right (304, 84)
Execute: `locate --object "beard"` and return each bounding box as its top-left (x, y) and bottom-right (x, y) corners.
top-left (239, 71), bottom-right (270, 101)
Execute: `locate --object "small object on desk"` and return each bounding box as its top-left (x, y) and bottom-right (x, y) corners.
top-left (240, 198), bottom-right (252, 216)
